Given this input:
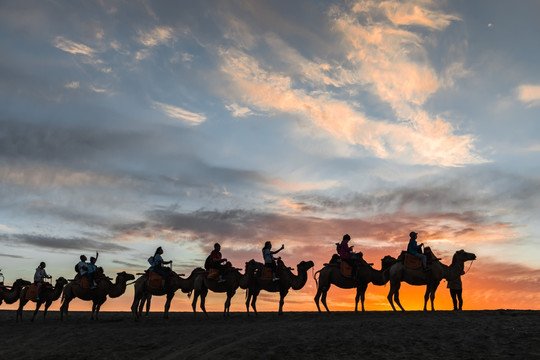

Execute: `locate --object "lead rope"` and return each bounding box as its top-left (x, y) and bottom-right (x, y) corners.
top-left (463, 260), bottom-right (474, 274)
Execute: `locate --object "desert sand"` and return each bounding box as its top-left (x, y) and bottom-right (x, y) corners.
top-left (1, 310), bottom-right (539, 359)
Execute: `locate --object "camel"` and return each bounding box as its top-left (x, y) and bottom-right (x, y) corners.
top-left (131, 267), bottom-right (205, 320)
top-left (0, 279), bottom-right (32, 306)
top-left (16, 277), bottom-right (68, 322)
top-left (191, 259), bottom-right (260, 317)
top-left (60, 271), bottom-right (135, 320)
top-left (314, 255), bottom-right (397, 312)
top-left (246, 259), bottom-right (314, 315)
top-left (387, 249), bottom-right (476, 311)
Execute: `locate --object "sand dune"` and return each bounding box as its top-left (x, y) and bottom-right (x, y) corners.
top-left (1, 310), bottom-right (539, 359)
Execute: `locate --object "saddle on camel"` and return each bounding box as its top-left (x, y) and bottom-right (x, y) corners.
top-left (398, 247), bottom-right (441, 271)
top-left (258, 258), bottom-right (291, 281)
top-left (202, 261), bottom-right (237, 282)
top-left (73, 267), bottom-right (106, 289)
top-left (145, 266), bottom-right (175, 290)
top-left (25, 281), bottom-right (53, 301)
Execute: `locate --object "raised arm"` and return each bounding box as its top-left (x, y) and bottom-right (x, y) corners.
top-left (272, 244), bottom-right (285, 255)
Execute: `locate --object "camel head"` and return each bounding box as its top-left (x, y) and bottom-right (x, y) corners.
top-left (55, 277), bottom-right (68, 287)
top-left (116, 271), bottom-right (136, 283)
top-left (453, 250), bottom-right (476, 264)
top-left (297, 260), bottom-right (315, 273)
top-left (14, 279), bottom-right (32, 287)
top-left (245, 259), bottom-right (264, 273)
top-left (381, 255), bottom-right (398, 270)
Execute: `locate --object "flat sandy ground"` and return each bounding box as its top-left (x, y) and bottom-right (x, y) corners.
top-left (1, 310), bottom-right (539, 359)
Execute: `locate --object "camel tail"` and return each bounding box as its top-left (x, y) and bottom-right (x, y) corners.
top-left (187, 290), bottom-right (192, 299)
top-left (313, 269), bottom-right (321, 288)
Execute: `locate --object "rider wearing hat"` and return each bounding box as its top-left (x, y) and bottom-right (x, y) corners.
top-left (407, 231), bottom-right (428, 271)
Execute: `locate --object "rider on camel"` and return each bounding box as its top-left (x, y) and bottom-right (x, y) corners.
top-left (262, 241), bottom-right (284, 282)
top-left (407, 231), bottom-right (429, 271)
top-left (205, 243), bottom-right (228, 283)
top-left (34, 262), bottom-right (52, 301)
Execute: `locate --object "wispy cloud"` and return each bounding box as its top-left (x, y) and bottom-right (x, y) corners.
top-left (218, 46), bottom-right (482, 166)
top-left (53, 36), bottom-right (96, 56)
top-left (225, 103), bottom-right (253, 117)
top-left (379, 1), bottom-right (461, 30)
top-left (152, 101), bottom-right (206, 124)
top-left (137, 26), bottom-right (175, 47)
top-left (516, 84), bottom-right (540, 107)
top-left (64, 81), bottom-right (80, 89)
top-left (213, 1), bottom-right (483, 167)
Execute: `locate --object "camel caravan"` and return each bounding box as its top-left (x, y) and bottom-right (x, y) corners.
top-left (314, 232), bottom-right (476, 312)
top-left (1, 231), bottom-right (476, 321)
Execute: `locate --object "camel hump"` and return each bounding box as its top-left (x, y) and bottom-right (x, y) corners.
top-left (424, 247), bottom-right (441, 261)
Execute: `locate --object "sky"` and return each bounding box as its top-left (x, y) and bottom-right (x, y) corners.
top-left (1, 0), bottom-right (540, 313)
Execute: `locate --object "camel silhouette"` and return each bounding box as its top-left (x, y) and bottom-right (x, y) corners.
top-left (17, 277), bottom-right (68, 322)
top-left (387, 249), bottom-right (476, 311)
top-left (314, 255), bottom-right (396, 312)
top-left (60, 271), bottom-right (135, 320)
top-left (246, 259), bottom-right (314, 315)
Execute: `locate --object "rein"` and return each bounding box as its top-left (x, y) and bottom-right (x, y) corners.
top-left (463, 260), bottom-right (474, 274)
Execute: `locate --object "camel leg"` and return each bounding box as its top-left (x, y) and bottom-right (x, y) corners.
top-left (16, 299), bottom-right (28, 322)
top-left (91, 302), bottom-right (96, 320)
top-left (388, 281), bottom-right (404, 311)
top-left (224, 295), bottom-right (231, 317)
top-left (137, 296), bottom-right (145, 316)
top-left (314, 287), bottom-right (322, 312)
top-left (245, 289), bottom-right (251, 315)
top-left (278, 289), bottom-right (288, 315)
top-left (191, 289), bottom-right (199, 314)
top-left (354, 287), bottom-right (360, 312)
top-left (95, 301), bottom-right (104, 320)
top-left (360, 283), bottom-right (367, 312)
top-left (430, 282), bottom-right (439, 311)
top-left (320, 287), bottom-right (330, 312)
top-left (60, 297), bottom-right (72, 321)
top-left (200, 288), bottom-right (208, 317)
top-left (251, 290), bottom-right (259, 316)
top-left (393, 284), bottom-right (405, 311)
top-left (423, 285), bottom-right (430, 311)
top-left (145, 294), bottom-right (151, 316)
top-left (32, 301), bottom-right (43, 322)
top-left (43, 300), bottom-right (52, 320)
top-left (355, 283), bottom-right (367, 312)
top-left (131, 294), bottom-right (142, 320)
top-left (387, 286), bottom-right (396, 311)
top-left (164, 293), bottom-right (174, 319)
top-left (225, 289), bottom-right (236, 317)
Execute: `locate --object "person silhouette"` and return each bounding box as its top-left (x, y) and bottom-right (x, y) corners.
top-left (447, 271), bottom-right (465, 310)
top-left (34, 262), bottom-right (52, 301)
top-left (407, 231), bottom-right (428, 271)
top-left (149, 247), bottom-right (172, 287)
top-left (262, 241), bottom-right (284, 281)
top-left (205, 243), bottom-right (228, 283)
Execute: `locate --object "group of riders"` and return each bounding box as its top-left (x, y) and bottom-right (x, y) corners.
top-left (23, 231), bottom-right (463, 310)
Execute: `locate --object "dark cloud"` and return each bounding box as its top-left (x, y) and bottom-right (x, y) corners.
top-left (111, 206), bottom-right (505, 254)
top-left (1, 234), bottom-right (129, 253)
top-left (0, 253), bottom-right (25, 259)
top-left (111, 259), bottom-right (144, 270)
